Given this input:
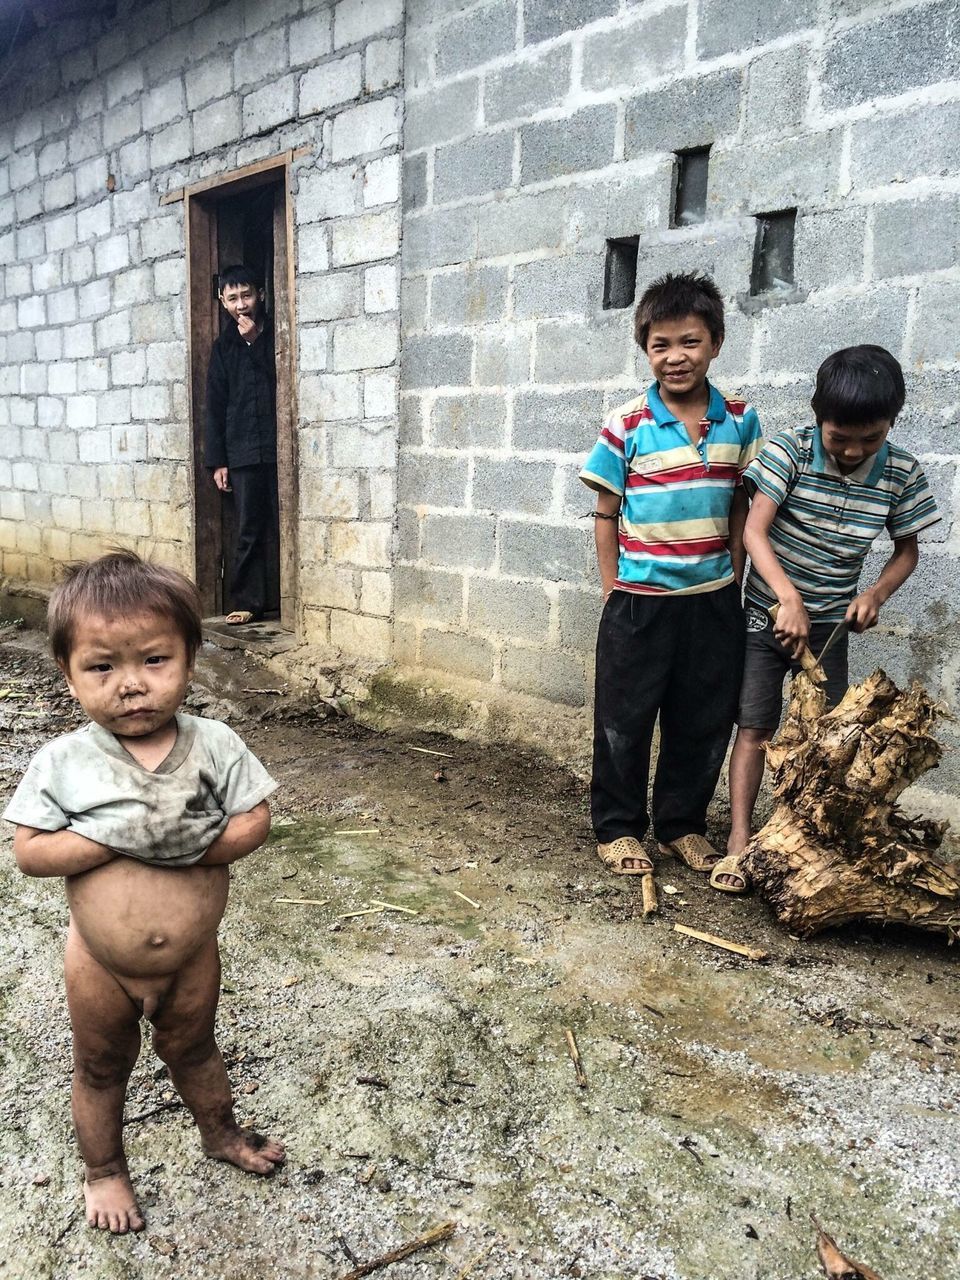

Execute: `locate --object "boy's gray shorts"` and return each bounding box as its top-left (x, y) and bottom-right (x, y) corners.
top-left (737, 606), bottom-right (849, 730)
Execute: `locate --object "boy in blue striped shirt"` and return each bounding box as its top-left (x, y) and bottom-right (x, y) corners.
top-left (580, 273), bottom-right (763, 883)
top-left (721, 346), bottom-right (939, 889)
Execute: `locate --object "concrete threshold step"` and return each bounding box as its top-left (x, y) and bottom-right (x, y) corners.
top-left (202, 616), bottom-right (298, 657)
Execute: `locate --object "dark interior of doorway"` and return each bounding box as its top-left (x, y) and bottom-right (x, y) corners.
top-left (214, 184), bottom-right (281, 621)
top-left (188, 160), bottom-right (297, 636)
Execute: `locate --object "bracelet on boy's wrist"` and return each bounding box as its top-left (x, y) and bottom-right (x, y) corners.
top-left (587, 510), bottom-right (620, 520)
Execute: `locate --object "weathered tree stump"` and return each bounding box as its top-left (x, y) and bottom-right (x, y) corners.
top-left (740, 669), bottom-right (960, 938)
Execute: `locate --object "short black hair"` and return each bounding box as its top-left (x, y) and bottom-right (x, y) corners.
top-left (811, 345), bottom-right (905, 427)
top-left (634, 271), bottom-right (725, 349)
top-left (49, 550), bottom-right (203, 669)
top-left (218, 263), bottom-right (262, 292)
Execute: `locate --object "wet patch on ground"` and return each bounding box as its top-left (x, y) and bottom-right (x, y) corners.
top-left (0, 636), bottom-right (957, 1279)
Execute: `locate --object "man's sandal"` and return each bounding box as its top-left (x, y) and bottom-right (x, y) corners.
top-left (597, 837), bottom-right (654, 876)
top-left (709, 855), bottom-right (751, 895)
top-left (657, 833), bottom-right (723, 874)
top-left (225, 610), bottom-right (258, 625)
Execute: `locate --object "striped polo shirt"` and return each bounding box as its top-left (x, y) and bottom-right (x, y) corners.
top-left (743, 424), bottom-right (940, 621)
top-left (580, 382), bottom-right (764, 595)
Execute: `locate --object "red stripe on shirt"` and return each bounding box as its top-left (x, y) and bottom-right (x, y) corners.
top-left (613, 579), bottom-right (672, 593)
top-left (626, 462), bottom-right (739, 487)
top-left (620, 535), bottom-right (727, 556)
top-left (622, 407), bottom-right (656, 432)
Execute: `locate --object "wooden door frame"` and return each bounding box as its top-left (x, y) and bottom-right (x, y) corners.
top-left (183, 152), bottom-right (299, 631)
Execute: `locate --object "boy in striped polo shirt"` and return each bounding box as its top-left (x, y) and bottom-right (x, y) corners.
top-left (580, 273), bottom-right (763, 882)
top-left (722, 346), bottom-right (939, 888)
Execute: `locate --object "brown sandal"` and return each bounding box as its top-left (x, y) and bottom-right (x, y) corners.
top-left (597, 837), bottom-right (654, 876)
top-left (657, 833), bottom-right (723, 873)
top-left (709, 854), bottom-right (751, 895)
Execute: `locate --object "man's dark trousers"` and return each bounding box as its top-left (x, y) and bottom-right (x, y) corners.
top-left (592, 583), bottom-right (744, 845)
top-left (229, 462), bottom-right (278, 618)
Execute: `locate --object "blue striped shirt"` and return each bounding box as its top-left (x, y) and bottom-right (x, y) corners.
top-left (743, 425), bottom-right (940, 620)
top-left (580, 382), bottom-right (763, 594)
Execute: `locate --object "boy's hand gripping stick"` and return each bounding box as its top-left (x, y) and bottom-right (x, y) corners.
top-left (768, 604), bottom-right (827, 685)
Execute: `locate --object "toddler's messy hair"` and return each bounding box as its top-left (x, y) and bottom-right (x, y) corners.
top-left (49, 550), bottom-right (203, 668)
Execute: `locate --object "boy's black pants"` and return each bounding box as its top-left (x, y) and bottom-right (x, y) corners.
top-left (592, 584), bottom-right (744, 845)
top-left (229, 462), bottom-right (279, 618)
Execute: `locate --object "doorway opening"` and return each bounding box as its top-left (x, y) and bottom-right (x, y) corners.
top-left (185, 155), bottom-right (298, 637)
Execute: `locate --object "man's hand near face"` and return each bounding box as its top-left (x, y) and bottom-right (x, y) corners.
top-left (237, 313), bottom-right (259, 342)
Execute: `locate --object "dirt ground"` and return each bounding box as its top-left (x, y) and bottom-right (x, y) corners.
top-left (0, 631), bottom-right (957, 1280)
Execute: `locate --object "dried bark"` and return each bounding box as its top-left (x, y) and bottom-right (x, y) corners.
top-left (740, 670), bottom-right (960, 938)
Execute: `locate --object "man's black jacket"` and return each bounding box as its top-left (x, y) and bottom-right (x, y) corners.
top-left (204, 317), bottom-right (277, 470)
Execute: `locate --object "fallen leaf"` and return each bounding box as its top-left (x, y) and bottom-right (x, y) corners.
top-left (148, 1235), bottom-right (177, 1256)
top-left (282, 975), bottom-right (301, 988)
top-left (813, 1215), bottom-right (883, 1280)
top-left (32, 1173), bottom-right (50, 1187)
top-left (662, 884), bottom-right (679, 895)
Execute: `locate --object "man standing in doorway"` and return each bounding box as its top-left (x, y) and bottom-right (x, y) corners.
top-left (204, 264), bottom-right (278, 625)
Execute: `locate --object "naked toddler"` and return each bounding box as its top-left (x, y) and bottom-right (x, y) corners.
top-left (3, 551), bottom-right (285, 1233)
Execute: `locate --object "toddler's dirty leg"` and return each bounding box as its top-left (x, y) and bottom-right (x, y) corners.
top-left (152, 938), bottom-right (286, 1176)
top-left (65, 926), bottom-right (145, 1234)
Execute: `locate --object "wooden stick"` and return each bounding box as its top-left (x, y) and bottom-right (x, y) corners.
top-left (453, 890), bottom-right (480, 909)
top-left (337, 829), bottom-right (381, 836)
top-left (673, 924), bottom-right (769, 962)
top-left (768, 604), bottom-right (826, 682)
top-left (123, 1099), bottom-right (185, 1126)
top-left (370, 899), bottom-right (418, 915)
top-left (641, 873), bottom-right (658, 917)
top-left (339, 907), bottom-right (385, 920)
top-left (409, 746), bottom-right (454, 758)
top-left (339, 1221), bottom-right (456, 1279)
top-left (274, 897), bottom-right (331, 907)
top-left (563, 1027), bottom-right (588, 1088)
top-left (454, 1243), bottom-right (495, 1280)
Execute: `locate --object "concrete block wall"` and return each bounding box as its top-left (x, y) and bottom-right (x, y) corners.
top-left (399, 0), bottom-right (960, 749)
top-left (2, 0), bottom-right (959, 785)
top-left (0, 0), bottom-right (402, 662)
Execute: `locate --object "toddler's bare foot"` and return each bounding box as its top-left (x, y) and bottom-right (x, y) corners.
top-left (83, 1169), bottom-right (145, 1234)
top-left (203, 1126), bottom-right (286, 1175)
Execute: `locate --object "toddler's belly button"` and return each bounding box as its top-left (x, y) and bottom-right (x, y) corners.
top-left (148, 935), bottom-right (168, 948)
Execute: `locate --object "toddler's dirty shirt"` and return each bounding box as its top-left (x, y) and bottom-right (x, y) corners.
top-left (2, 713), bottom-right (277, 867)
